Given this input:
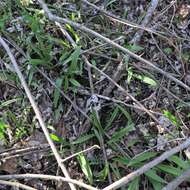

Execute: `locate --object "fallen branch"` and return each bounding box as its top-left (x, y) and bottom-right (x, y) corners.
top-left (162, 167), bottom-right (190, 190)
top-left (0, 174), bottom-right (99, 190)
top-left (102, 138), bottom-right (190, 190)
top-left (0, 180), bottom-right (36, 190)
top-left (81, 0), bottom-right (163, 37)
top-left (0, 36), bottom-right (76, 190)
top-left (37, 0), bottom-right (190, 92)
top-left (131, 0), bottom-right (159, 43)
top-left (61, 145), bottom-right (100, 163)
top-left (103, 0), bottom-right (159, 96)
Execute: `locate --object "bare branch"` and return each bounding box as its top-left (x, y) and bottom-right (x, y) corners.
top-left (0, 180), bottom-right (36, 190)
top-left (162, 167), bottom-right (190, 190)
top-left (103, 138), bottom-right (190, 190)
top-left (37, 0), bottom-right (190, 92)
top-left (0, 36), bottom-right (76, 190)
top-left (103, 0), bottom-right (159, 96)
top-left (131, 0), bottom-right (159, 43)
top-left (61, 145), bottom-right (100, 163)
top-left (0, 174), bottom-right (99, 190)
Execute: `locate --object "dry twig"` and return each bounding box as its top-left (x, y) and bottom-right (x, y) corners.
top-left (0, 174), bottom-right (99, 190)
top-left (0, 36), bottom-right (76, 190)
top-left (162, 167), bottom-right (190, 190)
top-left (0, 180), bottom-right (36, 190)
top-left (103, 0), bottom-right (159, 96)
top-left (103, 138), bottom-right (190, 190)
top-left (37, 0), bottom-right (190, 92)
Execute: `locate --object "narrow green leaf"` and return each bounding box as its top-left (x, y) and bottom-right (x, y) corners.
top-left (50, 133), bottom-right (61, 142)
top-left (53, 77), bottom-right (63, 108)
top-left (68, 46), bottom-right (81, 75)
top-left (96, 163), bottom-right (109, 181)
top-left (117, 105), bottom-right (134, 128)
top-left (127, 67), bottom-right (133, 84)
top-left (29, 58), bottom-right (46, 66)
top-left (71, 134), bottom-right (95, 145)
top-left (91, 109), bottom-right (104, 133)
top-left (125, 44), bottom-right (144, 53)
top-left (113, 157), bottom-right (130, 165)
top-left (145, 169), bottom-right (166, 183)
top-left (134, 74), bottom-right (157, 87)
top-left (108, 127), bottom-right (131, 144)
top-left (157, 164), bottom-right (183, 176)
top-left (128, 152), bottom-right (157, 167)
top-left (0, 98), bottom-right (21, 109)
top-left (168, 155), bottom-right (190, 169)
top-left (127, 177), bottom-right (139, 190)
top-left (148, 177), bottom-right (163, 190)
top-left (163, 110), bottom-right (179, 128)
top-left (77, 153), bottom-right (93, 184)
top-left (105, 107), bottom-right (119, 130)
top-left (69, 78), bottom-right (81, 87)
top-left (0, 120), bottom-right (8, 142)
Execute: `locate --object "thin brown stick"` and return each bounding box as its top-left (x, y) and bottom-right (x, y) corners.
top-left (103, 138), bottom-right (190, 190)
top-left (162, 167), bottom-right (190, 190)
top-left (61, 145), bottom-right (100, 163)
top-left (0, 174), bottom-right (99, 190)
top-left (0, 180), bottom-right (36, 190)
top-left (37, 0), bottom-right (190, 92)
top-left (0, 144), bottom-right (49, 158)
top-left (131, 0), bottom-right (159, 43)
top-left (0, 36), bottom-right (76, 190)
top-left (103, 0), bottom-right (159, 96)
top-left (81, 0), bottom-right (163, 37)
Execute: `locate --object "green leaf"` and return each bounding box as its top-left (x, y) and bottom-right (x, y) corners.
top-left (66, 24), bottom-right (80, 43)
top-left (69, 78), bottom-right (81, 87)
top-left (96, 163), bottom-right (109, 181)
top-left (145, 169), bottom-right (166, 183)
top-left (0, 120), bottom-right (8, 142)
top-left (91, 109), bottom-right (104, 133)
top-left (148, 177), bottom-right (163, 190)
top-left (164, 48), bottom-right (172, 55)
top-left (127, 67), bottom-right (133, 84)
top-left (71, 134), bottom-right (95, 145)
top-left (50, 133), bottom-right (62, 142)
top-left (68, 46), bottom-right (81, 76)
top-left (157, 164), bottom-right (183, 176)
top-left (105, 107), bottom-right (119, 130)
top-left (128, 152), bottom-right (157, 167)
top-left (77, 153), bottom-right (93, 184)
top-left (29, 58), bottom-right (46, 66)
top-left (0, 98), bottom-right (21, 109)
top-left (113, 157), bottom-right (130, 165)
top-left (117, 105), bottom-right (134, 128)
top-left (108, 127), bottom-right (132, 144)
top-left (168, 155), bottom-right (190, 169)
top-left (134, 74), bottom-right (157, 87)
top-left (127, 177), bottom-right (139, 190)
top-left (163, 110), bottom-right (179, 128)
top-left (110, 163), bottom-right (121, 179)
top-left (53, 77), bottom-right (63, 108)
top-left (125, 44), bottom-right (144, 53)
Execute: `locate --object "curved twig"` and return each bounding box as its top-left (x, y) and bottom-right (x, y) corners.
top-left (0, 174), bottom-right (99, 190)
top-left (0, 180), bottom-right (36, 190)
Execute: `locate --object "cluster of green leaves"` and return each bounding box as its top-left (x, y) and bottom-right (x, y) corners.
top-left (0, 98), bottom-right (32, 142)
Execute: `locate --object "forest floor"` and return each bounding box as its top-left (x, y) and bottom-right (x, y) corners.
top-left (0, 0), bottom-right (190, 190)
